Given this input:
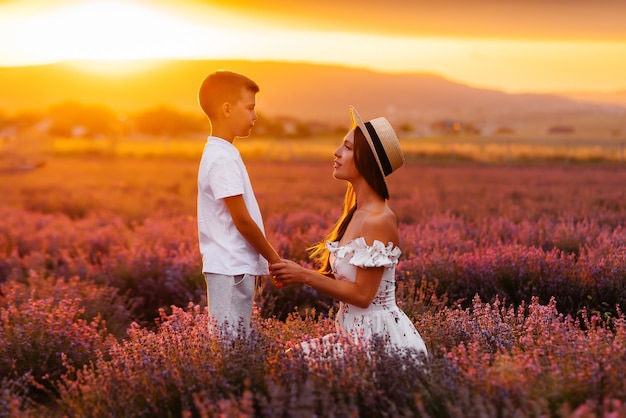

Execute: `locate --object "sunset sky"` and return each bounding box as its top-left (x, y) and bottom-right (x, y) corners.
top-left (1, 0), bottom-right (626, 93)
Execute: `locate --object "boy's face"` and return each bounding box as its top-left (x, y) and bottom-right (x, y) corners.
top-left (229, 88), bottom-right (258, 138)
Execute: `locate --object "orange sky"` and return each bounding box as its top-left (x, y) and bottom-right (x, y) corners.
top-left (1, 0), bottom-right (626, 92)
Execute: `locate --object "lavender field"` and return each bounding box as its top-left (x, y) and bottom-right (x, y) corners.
top-left (1, 153), bottom-right (626, 417)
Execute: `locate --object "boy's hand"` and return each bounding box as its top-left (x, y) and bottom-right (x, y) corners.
top-left (270, 259), bottom-right (305, 287)
top-left (269, 262), bottom-right (284, 288)
top-left (272, 275), bottom-right (284, 288)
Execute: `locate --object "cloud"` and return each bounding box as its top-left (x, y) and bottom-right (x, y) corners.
top-left (4, 0), bottom-right (626, 40)
top-left (175, 0), bottom-right (626, 40)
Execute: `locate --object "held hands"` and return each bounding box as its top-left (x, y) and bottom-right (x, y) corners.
top-left (270, 259), bottom-right (305, 288)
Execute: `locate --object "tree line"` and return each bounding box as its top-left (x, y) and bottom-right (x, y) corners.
top-left (0, 101), bottom-right (342, 139)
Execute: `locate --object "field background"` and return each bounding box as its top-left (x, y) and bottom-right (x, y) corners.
top-left (1, 137), bottom-right (626, 416)
top-left (4, 132), bottom-right (626, 169)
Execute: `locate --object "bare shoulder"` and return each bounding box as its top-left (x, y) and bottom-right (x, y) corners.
top-left (361, 206), bottom-right (399, 246)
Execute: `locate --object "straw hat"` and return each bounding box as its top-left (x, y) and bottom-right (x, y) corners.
top-left (349, 105), bottom-right (405, 180)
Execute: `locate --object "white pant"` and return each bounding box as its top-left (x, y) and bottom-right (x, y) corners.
top-left (204, 273), bottom-right (255, 334)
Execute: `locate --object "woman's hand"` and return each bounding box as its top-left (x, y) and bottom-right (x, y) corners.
top-left (270, 259), bottom-right (307, 287)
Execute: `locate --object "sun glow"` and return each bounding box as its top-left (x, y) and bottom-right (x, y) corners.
top-left (2, 0), bottom-right (229, 64)
top-left (1, 0), bottom-right (625, 92)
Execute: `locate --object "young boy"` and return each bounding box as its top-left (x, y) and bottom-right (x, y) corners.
top-left (197, 70), bottom-right (280, 334)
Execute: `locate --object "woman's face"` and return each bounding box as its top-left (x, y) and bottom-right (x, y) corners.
top-left (333, 129), bottom-right (360, 181)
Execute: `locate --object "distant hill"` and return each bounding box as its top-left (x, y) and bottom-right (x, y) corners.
top-left (558, 90), bottom-right (626, 108)
top-left (1, 59), bottom-right (625, 132)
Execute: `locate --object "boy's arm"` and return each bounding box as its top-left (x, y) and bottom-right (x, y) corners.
top-left (223, 195), bottom-right (281, 265)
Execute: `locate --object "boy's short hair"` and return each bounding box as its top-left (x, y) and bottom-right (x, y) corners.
top-left (198, 70), bottom-right (260, 119)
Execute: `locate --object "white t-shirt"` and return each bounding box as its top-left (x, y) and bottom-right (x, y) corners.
top-left (197, 136), bottom-right (269, 275)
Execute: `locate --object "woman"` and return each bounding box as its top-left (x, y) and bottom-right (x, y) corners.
top-left (270, 106), bottom-right (427, 356)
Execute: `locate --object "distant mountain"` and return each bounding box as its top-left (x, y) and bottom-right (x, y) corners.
top-left (1, 59), bottom-right (624, 132)
top-left (557, 90), bottom-right (626, 108)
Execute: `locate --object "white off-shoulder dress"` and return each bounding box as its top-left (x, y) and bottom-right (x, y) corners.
top-left (300, 237), bottom-right (427, 356)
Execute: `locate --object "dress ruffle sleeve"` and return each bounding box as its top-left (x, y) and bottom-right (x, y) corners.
top-left (327, 237), bottom-right (401, 269)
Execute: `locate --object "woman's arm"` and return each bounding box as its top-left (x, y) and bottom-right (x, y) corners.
top-left (272, 208), bottom-right (399, 307)
top-left (270, 259), bottom-right (383, 309)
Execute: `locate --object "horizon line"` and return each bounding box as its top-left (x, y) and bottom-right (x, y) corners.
top-left (2, 57), bottom-right (626, 95)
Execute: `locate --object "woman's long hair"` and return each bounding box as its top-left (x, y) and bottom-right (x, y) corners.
top-left (309, 126), bottom-right (389, 274)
